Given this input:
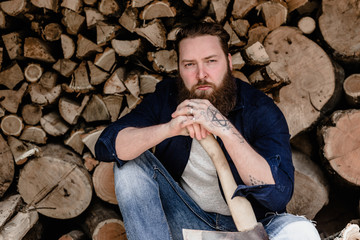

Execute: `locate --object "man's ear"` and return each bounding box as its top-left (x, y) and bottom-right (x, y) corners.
top-left (228, 53), bottom-right (233, 71)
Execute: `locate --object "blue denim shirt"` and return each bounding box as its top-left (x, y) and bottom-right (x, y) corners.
top-left (95, 77), bottom-right (294, 220)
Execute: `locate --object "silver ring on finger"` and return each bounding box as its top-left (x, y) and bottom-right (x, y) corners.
top-left (192, 117), bottom-right (196, 122)
top-left (190, 107), bottom-right (193, 115)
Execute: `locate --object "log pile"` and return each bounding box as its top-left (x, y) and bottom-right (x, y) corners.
top-left (0, 0), bottom-right (359, 239)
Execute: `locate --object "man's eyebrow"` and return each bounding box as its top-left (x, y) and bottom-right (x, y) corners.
top-left (181, 55), bottom-right (219, 63)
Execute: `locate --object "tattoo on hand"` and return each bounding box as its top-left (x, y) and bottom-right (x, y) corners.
top-left (249, 175), bottom-right (266, 186)
top-left (206, 106), bottom-right (230, 130)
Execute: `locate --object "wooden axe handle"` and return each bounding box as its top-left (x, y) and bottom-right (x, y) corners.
top-left (199, 134), bottom-right (258, 232)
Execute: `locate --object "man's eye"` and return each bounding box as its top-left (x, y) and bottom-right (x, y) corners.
top-left (185, 63), bottom-right (194, 67)
top-left (208, 59), bottom-right (217, 63)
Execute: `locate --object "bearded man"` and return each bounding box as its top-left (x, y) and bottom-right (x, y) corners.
top-left (95, 22), bottom-right (320, 240)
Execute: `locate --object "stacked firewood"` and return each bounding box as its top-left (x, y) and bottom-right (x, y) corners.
top-left (0, 0), bottom-right (359, 239)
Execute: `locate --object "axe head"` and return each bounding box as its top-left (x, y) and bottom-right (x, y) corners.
top-left (183, 222), bottom-right (269, 240)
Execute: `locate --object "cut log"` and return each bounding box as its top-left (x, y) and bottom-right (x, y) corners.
top-left (92, 161), bottom-right (117, 204)
top-left (139, 73), bottom-right (162, 95)
top-left (246, 24), bottom-right (270, 48)
top-left (244, 41), bottom-right (270, 65)
top-left (0, 11), bottom-right (5, 29)
top-left (61, 0), bottom-right (82, 13)
top-left (103, 67), bottom-right (126, 94)
top-left (0, 210), bottom-right (39, 240)
top-left (88, 61), bottom-right (110, 85)
top-left (343, 74), bottom-right (360, 107)
top-left (232, 0), bottom-right (258, 19)
top-left (285, 0), bottom-right (308, 12)
top-left (334, 222), bottom-right (360, 240)
top-left (84, 7), bottom-right (106, 29)
top-left (140, 0), bottom-right (176, 20)
top-left (1, 114), bottom-right (24, 136)
top-left (0, 134), bottom-right (14, 198)
top-left (230, 18), bottom-right (250, 38)
top-left (103, 95), bottom-right (124, 122)
top-left (318, 109), bottom-right (360, 187)
top-left (53, 59), bottom-right (78, 77)
top-left (59, 95), bottom-right (90, 125)
top-left (65, 60), bottom-right (95, 93)
top-left (81, 94), bottom-right (110, 122)
top-left (0, 0), bottom-right (28, 16)
top-left (112, 39), bottom-right (141, 57)
top-left (126, 93), bottom-right (141, 109)
top-left (42, 22), bottom-right (62, 41)
top-left (318, 0), bottom-right (360, 64)
top-left (24, 63), bottom-right (43, 82)
top-left (223, 21), bottom-right (245, 47)
top-left (264, 26), bottom-right (345, 137)
top-left (8, 136), bottom-right (40, 165)
top-left (118, 7), bottom-right (139, 33)
top-left (28, 82), bottom-right (62, 106)
top-left (298, 16), bottom-right (316, 35)
top-left (94, 47), bottom-right (116, 71)
top-left (64, 129), bottom-right (86, 154)
top-left (135, 19), bottom-right (167, 49)
top-left (286, 149), bottom-right (329, 219)
top-left (147, 49), bottom-right (177, 74)
top-left (256, 0), bottom-right (288, 30)
top-left (17, 143), bottom-right (92, 219)
top-left (61, 34), bottom-right (76, 59)
top-left (0, 62), bottom-right (24, 89)
top-left (131, 0), bottom-right (152, 8)
top-left (124, 70), bottom-right (140, 97)
top-left (81, 126), bottom-right (105, 156)
top-left (81, 200), bottom-right (127, 240)
top-left (96, 21), bottom-right (120, 46)
top-left (40, 111), bottom-right (69, 137)
top-left (231, 52), bottom-right (245, 70)
top-left (24, 37), bottom-right (56, 63)
top-left (39, 71), bottom-right (58, 90)
top-left (82, 152), bottom-right (99, 172)
top-left (30, 0), bottom-right (59, 12)
top-left (84, 0), bottom-right (97, 6)
top-left (59, 229), bottom-right (87, 240)
top-left (98, 0), bottom-right (121, 16)
top-left (0, 82), bottom-right (28, 113)
top-left (76, 34), bottom-right (103, 59)
top-left (20, 126), bottom-right (47, 145)
top-left (61, 9), bottom-right (85, 35)
top-left (2, 32), bottom-right (23, 60)
top-left (210, 0), bottom-right (230, 22)
top-left (0, 194), bottom-right (22, 229)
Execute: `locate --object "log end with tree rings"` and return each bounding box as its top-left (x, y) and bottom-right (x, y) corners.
top-left (298, 16), bottom-right (316, 35)
top-left (1, 114), bottom-right (24, 136)
top-left (343, 74), bottom-right (360, 107)
top-left (24, 63), bottom-right (43, 83)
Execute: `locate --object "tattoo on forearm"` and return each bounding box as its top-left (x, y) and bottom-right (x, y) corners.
top-left (249, 175), bottom-right (266, 186)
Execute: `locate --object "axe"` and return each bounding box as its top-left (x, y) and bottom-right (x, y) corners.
top-left (182, 134), bottom-right (269, 240)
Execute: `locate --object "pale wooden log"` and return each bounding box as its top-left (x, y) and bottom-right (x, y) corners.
top-left (30, 0), bottom-right (59, 12)
top-left (93, 162), bottom-right (117, 204)
top-left (88, 61), bottom-right (109, 85)
top-left (81, 126), bottom-right (105, 156)
top-left (0, 134), bottom-right (14, 198)
top-left (285, 0), bottom-right (308, 12)
top-left (183, 0), bottom-right (194, 7)
top-left (7, 136), bottom-right (40, 165)
top-left (210, 0), bottom-right (231, 22)
top-left (0, 62), bottom-right (24, 89)
top-left (223, 21), bottom-right (245, 47)
top-left (53, 59), bottom-right (78, 77)
top-left (103, 67), bottom-right (126, 94)
top-left (82, 94), bottom-right (110, 122)
top-left (96, 21), bottom-right (120, 46)
top-left (334, 223), bottom-right (360, 240)
top-left (298, 16), bottom-right (316, 35)
top-left (286, 149), bottom-right (329, 219)
top-left (131, 0), bottom-right (152, 8)
top-left (103, 95), bottom-right (123, 122)
top-left (61, 0), bottom-right (83, 13)
top-left (64, 129), bottom-right (86, 154)
top-left (318, 0), bottom-right (360, 64)
top-left (43, 22), bottom-right (62, 41)
top-left (84, 0), bottom-right (97, 6)
top-left (140, 0), bottom-right (176, 20)
top-left (264, 26), bottom-right (344, 137)
top-left (119, 106), bottom-right (131, 118)
top-left (246, 24), bottom-right (270, 48)
top-left (84, 7), bottom-right (105, 29)
top-left (2, 32), bottom-right (23, 60)
top-left (167, 26), bottom-right (180, 41)
top-left (135, 19), bottom-right (167, 49)
top-left (58, 95), bottom-right (90, 125)
top-left (232, 0), bottom-right (258, 19)
top-left (318, 109), bottom-right (360, 186)
top-left (59, 229), bottom-right (87, 240)
top-left (76, 34), bottom-right (103, 59)
top-left (0, 10), bottom-right (5, 29)
top-left (18, 143), bottom-right (92, 219)
top-left (82, 152), bottom-right (99, 172)
top-left (232, 70), bottom-right (250, 85)
top-left (231, 52), bottom-right (245, 70)
top-left (39, 71), bottom-right (58, 90)
top-left (1, 114), bottom-right (24, 136)
top-left (0, 82), bottom-right (28, 113)
top-left (61, 9), bottom-right (85, 35)
top-left (256, 0), bottom-right (288, 31)
top-left (81, 200), bottom-right (127, 240)
top-left (0, 0), bottom-right (28, 16)
top-left (244, 41), bottom-right (270, 65)
top-left (0, 210), bottom-right (39, 240)
top-left (24, 37), bottom-right (56, 63)
top-left (40, 112), bottom-right (69, 137)
top-left (61, 34), bottom-right (75, 59)
top-left (0, 107), bottom-right (5, 119)
top-left (139, 73), bottom-right (162, 95)
top-left (230, 18), bottom-right (250, 38)
top-left (343, 74), bottom-right (360, 107)
top-left (24, 63), bottom-right (43, 82)
top-left (28, 82), bottom-right (62, 106)
top-left (147, 49), bottom-right (177, 74)
top-left (64, 61), bottom-right (95, 93)
top-left (124, 71), bottom-right (140, 97)
top-left (98, 0), bottom-right (121, 16)
top-left (94, 47), bottom-right (116, 71)
top-left (118, 7), bottom-right (139, 33)
top-left (0, 194), bottom-right (22, 229)
top-left (20, 126), bottom-right (47, 144)
top-left (126, 93), bottom-right (141, 109)
top-left (111, 39), bottom-right (141, 57)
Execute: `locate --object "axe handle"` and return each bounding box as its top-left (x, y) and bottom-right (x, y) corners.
top-left (199, 134), bottom-right (258, 232)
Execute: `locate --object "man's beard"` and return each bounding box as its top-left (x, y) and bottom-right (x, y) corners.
top-left (177, 68), bottom-right (237, 116)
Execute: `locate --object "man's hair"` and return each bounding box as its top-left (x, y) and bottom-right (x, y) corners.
top-left (175, 22), bottom-right (230, 57)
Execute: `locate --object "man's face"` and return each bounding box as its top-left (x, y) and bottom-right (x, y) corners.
top-left (178, 35), bottom-right (232, 97)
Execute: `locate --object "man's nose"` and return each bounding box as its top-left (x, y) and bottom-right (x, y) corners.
top-left (196, 64), bottom-right (207, 79)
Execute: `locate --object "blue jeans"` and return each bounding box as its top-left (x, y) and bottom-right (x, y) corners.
top-left (114, 151), bottom-right (320, 240)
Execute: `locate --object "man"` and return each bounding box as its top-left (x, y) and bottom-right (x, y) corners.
top-left (95, 22), bottom-right (320, 240)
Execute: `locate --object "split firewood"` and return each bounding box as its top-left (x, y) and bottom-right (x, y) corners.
top-left (210, 0), bottom-right (231, 22)
top-left (81, 126), bottom-right (105, 156)
top-left (231, 52), bottom-right (245, 70)
top-left (147, 49), bottom-right (177, 74)
top-left (24, 37), bottom-right (56, 63)
top-left (64, 61), bottom-right (95, 93)
top-left (30, 0), bottom-right (59, 12)
top-left (124, 70), bottom-right (140, 97)
top-left (42, 23), bottom-right (62, 41)
top-left (318, 0), bottom-right (360, 64)
top-left (232, 0), bottom-right (258, 19)
top-left (92, 161), bottom-right (117, 204)
top-left (0, 11), bottom-right (5, 29)
top-left (297, 16), bottom-right (316, 35)
top-left (0, 0), bottom-right (29, 16)
top-left (28, 82), bottom-right (62, 106)
top-left (53, 59), bottom-right (78, 77)
top-left (334, 223), bottom-right (360, 240)
top-left (81, 94), bottom-right (110, 122)
top-left (183, 0), bottom-right (194, 7)
top-left (94, 47), bottom-right (116, 71)
top-left (2, 32), bottom-right (23, 60)
top-left (19, 126), bottom-right (47, 145)
top-left (230, 18), bottom-right (250, 38)
top-left (111, 38), bottom-right (141, 57)
top-left (83, 151), bottom-right (99, 172)
top-left (84, 7), bottom-right (105, 29)
top-left (131, 0), bottom-right (152, 8)
top-left (39, 71), bottom-right (58, 90)
top-left (118, 7), bottom-right (139, 33)
top-left (81, 200), bottom-right (127, 240)
top-left (343, 74), bottom-right (360, 107)
top-left (7, 136), bottom-right (40, 165)
top-left (264, 26), bottom-right (344, 137)
top-left (98, 0), bottom-right (121, 16)
top-left (246, 24), bottom-right (270, 48)
top-left (139, 73), bottom-right (162, 94)
top-left (24, 63), bottom-right (43, 82)
top-left (0, 82), bottom-right (28, 113)
top-left (58, 95), bottom-right (90, 125)
top-left (0, 47), bottom-right (3, 70)
top-left (223, 21), bottom-right (245, 47)
top-left (119, 106), bottom-right (131, 118)
top-left (285, 0), bottom-right (308, 12)
top-left (96, 21), bottom-right (120, 46)
top-left (318, 109), bottom-right (360, 187)
top-left (126, 93), bottom-right (142, 109)
top-left (88, 61), bottom-right (109, 85)
top-left (135, 19), bottom-right (167, 49)
top-left (103, 95), bottom-right (123, 122)
top-left (0, 62), bottom-right (24, 89)
top-left (61, 9), bottom-right (85, 35)
top-left (256, 0), bottom-right (288, 31)
top-left (84, 0), bottom-right (97, 6)
top-left (40, 111), bottom-right (69, 137)
top-left (140, 0), bottom-right (176, 20)
top-left (0, 194), bottom-right (22, 229)
top-left (61, 0), bottom-right (83, 13)
top-left (76, 34), bottom-right (103, 59)
top-left (0, 134), bottom-right (14, 198)
top-left (167, 26), bottom-right (180, 41)
top-left (17, 143), bottom-right (93, 219)
top-left (103, 67), bottom-right (126, 94)
top-left (244, 41), bottom-right (271, 65)
top-left (1, 114), bottom-right (24, 136)
top-left (61, 34), bottom-right (76, 59)
top-left (286, 149), bottom-right (329, 220)
top-left (59, 229), bottom-right (87, 240)
top-left (64, 129), bottom-right (86, 154)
